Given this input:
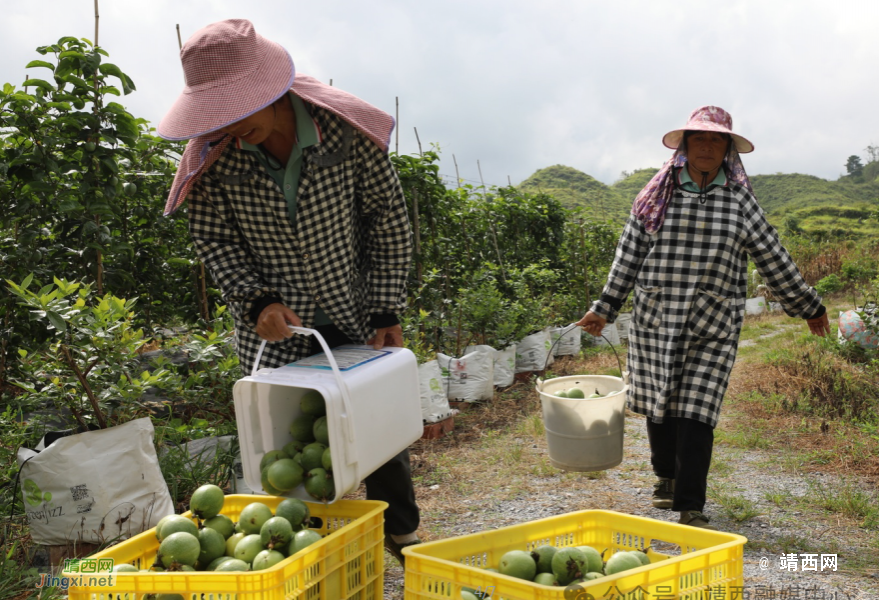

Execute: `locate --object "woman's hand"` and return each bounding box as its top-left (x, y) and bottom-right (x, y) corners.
top-left (577, 311), bottom-right (607, 337)
top-left (368, 324), bottom-right (404, 349)
top-left (806, 312), bottom-right (831, 337)
top-left (256, 303), bottom-right (302, 341)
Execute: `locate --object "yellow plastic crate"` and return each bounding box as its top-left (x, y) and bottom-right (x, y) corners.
top-left (64, 494), bottom-right (387, 600)
top-left (404, 510), bottom-right (746, 600)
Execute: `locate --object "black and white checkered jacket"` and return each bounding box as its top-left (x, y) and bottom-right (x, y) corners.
top-left (591, 180), bottom-right (822, 427)
top-left (187, 104), bottom-right (411, 373)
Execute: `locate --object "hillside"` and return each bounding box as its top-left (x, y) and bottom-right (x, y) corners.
top-left (519, 163), bottom-right (879, 237)
top-left (517, 165), bottom-right (631, 222)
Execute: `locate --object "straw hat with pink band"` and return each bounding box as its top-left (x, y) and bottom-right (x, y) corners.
top-left (631, 105), bottom-right (755, 234)
top-left (158, 19), bottom-right (395, 216)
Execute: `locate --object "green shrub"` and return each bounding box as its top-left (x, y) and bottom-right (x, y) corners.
top-left (815, 274), bottom-right (844, 296)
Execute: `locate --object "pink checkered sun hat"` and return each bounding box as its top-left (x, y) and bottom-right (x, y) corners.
top-left (661, 105), bottom-right (754, 153)
top-left (158, 19), bottom-right (295, 141)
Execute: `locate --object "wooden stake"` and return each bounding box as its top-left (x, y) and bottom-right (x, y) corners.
top-left (507, 175), bottom-right (512, 186)
top-left (176, 24), bottom-right (183, 50)
top-left (414, 127), bottom-right (423, 156)
top-left (452, 154), bottom-right (461, 188)
top-left (329, 78), bottom-right (333, 86)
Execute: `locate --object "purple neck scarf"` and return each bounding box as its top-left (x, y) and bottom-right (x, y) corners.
top-left (631, 145), bottom-right (753, 234)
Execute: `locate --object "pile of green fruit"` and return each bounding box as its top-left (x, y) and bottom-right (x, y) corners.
top-left (461, 544), bottom-right (651, 596)
top-left (113, 484), bottom-right (324, 597)
top-left (260, 390), bottom-right (335, 501)
top-left (553, 387), bottom-right (607, 399)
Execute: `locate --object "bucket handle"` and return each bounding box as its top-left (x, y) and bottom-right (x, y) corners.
top-left (544, 323), bottom-right (626, 380)
top-left (251, 327), bottom-right (358, 447)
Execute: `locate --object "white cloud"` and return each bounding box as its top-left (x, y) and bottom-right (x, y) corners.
top-left (2, 0), bottom-right (877, 191)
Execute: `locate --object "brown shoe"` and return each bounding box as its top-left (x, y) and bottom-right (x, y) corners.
top-left (679, 511), bottom-right (718, 530)
top-left (384, 537), bottom-right (421, 567)
top-left (651, 478), bottom-right (674, 509)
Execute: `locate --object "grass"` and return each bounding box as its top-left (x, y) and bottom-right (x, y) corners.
top-left (708, 484), bottom-right (761, 522)
top-left (805, 477), bottom-right (879, 527)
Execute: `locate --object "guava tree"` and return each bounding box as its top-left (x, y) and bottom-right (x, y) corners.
top-left (0, 36), bottom-right (198, 386)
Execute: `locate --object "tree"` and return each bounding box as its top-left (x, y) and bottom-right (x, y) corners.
top-left (845, 155), bottom-right (863, 177)
top-left (865, 144), bottom-right (879, 164)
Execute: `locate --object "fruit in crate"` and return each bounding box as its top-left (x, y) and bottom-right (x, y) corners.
top-left (196, 527), bottom-right (227, 569)
top-left (203, 514), bottom-right (235, 539)
top-left (189, 484), bottom-right (225, 520)
top-left (531, 545), bottom-right (557, 573)
top-left (158, 532), bottom-right (201, 568)
top-left (260, 516), bottom-right (295, 550)
top-left (237, 502), bottom-right (274, 534)
top-left (604, 550), bottom-right (643, 575)
top-left (551, 547), bottom-right (587, 585)
top-left (588, 389), bottom-right (603, 398)
top-left (498, 550), bottom-right (537, 581)
top-left (275, 498), bottom-right (311, 530)
top-left (156, 515), bottom-right (198, 541)
top-left (252, 549), bottom-right (286, 570)
top-left (288, 529), bottom-right (323, 555)
top-left (566, 387), bottom-right (586, 399)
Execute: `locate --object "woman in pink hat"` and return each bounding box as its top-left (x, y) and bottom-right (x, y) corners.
top-left (158, 19), bottom-right (420, 563)
top-left (577, 106), bottom-right (831, 530)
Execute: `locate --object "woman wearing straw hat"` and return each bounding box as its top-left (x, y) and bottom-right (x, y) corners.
top-left (158, 19), bottom-right (420, 563)
top-left (577, 106), bottom-right (831, 530)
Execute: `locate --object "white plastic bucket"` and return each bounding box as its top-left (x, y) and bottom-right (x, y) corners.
top-left (233, 327), bottom-right (422, 503)
top-left (536, 374), bottom-right (627, 472)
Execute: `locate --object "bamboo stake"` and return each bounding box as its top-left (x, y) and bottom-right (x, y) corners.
top-left (414, 127), bottom-right (423, 156)
top-left (395, 97), bottom-right (399, 155)
top-left (452, 154), bottom-right (461, 188)
top-left (329, 78), bottom-right (333, 86)
top-left (477, 160), bottom-right (506, 280)
top-left (507, 175), bottom-right (512, 186)
top-left (93, 0), bottom-right (103, 295)
top-left (173, 24), bottom-right (209, 322)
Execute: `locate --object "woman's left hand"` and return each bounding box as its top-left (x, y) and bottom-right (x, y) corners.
top-left (368, 324), bottom-right (404, 349)
top-left (806, 313), bottom-right (831, 337)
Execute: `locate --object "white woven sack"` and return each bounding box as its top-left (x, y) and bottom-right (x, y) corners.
top-left (551, 324), bottom-right (582, 356)
top-left (493, 345), bottom-right (517, 387)
top-left (418, 360), bottom-right (453, 423)
top-left (436, 348), bottom-right (494, 402)
top-left (16, 417), bottom-right (174, 545)
top-left (515, 329), bottom-right (552, 372)
top-left (595, 322), bottom-right (621, 347)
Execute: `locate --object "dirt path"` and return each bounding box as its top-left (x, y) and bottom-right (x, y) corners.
top-left (380, 324), bottom-right (879, 600)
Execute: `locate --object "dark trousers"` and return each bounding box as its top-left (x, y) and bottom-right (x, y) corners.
top-left (309, 324), bottom-right (421, 536)
top-left (645, 416), bottom-right (714, 512)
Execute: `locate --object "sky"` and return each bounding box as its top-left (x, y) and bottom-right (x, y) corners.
top-left (3, 0), bottom-right (878, 190)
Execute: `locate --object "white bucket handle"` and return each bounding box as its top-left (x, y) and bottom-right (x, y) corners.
top-left (251, 327), bottom-right (358, 447)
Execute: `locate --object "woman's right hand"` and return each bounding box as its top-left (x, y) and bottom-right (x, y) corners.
top-left (256, 303), bottom-right (302, 341)
top-left (576, 311), bottom-right (607, 337)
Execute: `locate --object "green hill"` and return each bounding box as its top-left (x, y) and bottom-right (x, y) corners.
top-left (518, 163), bottom-right (879, 238)
top-left (517, 165), bottom-right (631, 221)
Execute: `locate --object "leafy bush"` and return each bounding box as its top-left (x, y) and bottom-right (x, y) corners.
top-left (815, 274), bottom-right (844, 296)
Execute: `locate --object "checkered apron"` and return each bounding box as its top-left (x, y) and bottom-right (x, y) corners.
top-left (187, 104), bottom-right (411, 373)
top-left (592, 184), bottom-right (822, 427)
